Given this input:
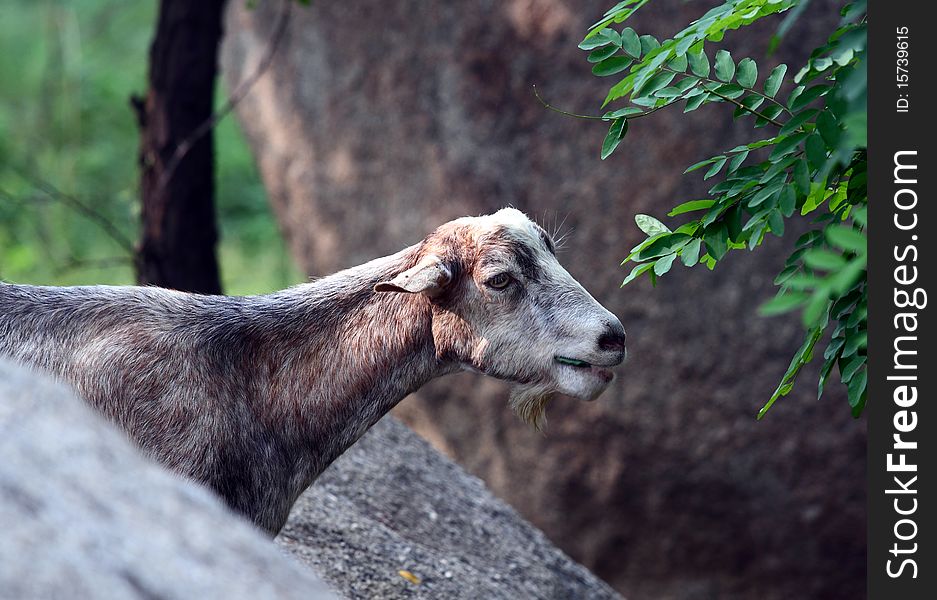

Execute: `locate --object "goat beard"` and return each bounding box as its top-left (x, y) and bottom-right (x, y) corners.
top-left (509, 383), bottom-right (556, 432)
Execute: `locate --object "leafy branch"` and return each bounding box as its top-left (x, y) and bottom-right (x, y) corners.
top-left (570, 0), bottom-right (868, 417)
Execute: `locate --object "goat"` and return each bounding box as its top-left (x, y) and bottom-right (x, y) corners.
top-left (0, 208), bottom-right (626, 534)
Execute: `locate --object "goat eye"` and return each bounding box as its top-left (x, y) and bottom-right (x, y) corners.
top-left (486, 273), bottom-right (512, 289)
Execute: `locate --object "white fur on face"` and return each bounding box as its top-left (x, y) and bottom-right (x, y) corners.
top-left (450, 208), bottom-right (626, 430)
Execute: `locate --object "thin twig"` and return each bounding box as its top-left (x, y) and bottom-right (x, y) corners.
top-left (155, 0), bottom-right (293, 195)
top-left (53, 256), bottom-right (134, 276)
top-left (532, 85), bottom-right (607, 120)
top-left (533, 84), bottom-right (676, 122)
top-left (8, 169), bottom-right (136, 255)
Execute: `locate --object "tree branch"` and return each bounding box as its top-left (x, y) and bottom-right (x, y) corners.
top-left (6, 169), bottom-right (136, 256)
top-left (660, 66), bottom-right (789, 128)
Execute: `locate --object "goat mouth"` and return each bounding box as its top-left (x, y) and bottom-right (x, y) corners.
top-left (554, 355), bottom-right (616, 385)
top-left (554, 356), bottom-right (592, 369)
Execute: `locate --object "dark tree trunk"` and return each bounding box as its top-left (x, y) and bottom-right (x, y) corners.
top-left (133, 0), bottom-right (227, 294)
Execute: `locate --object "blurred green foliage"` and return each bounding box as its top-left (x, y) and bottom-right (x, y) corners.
top-left (0, 0), bottom-right (302, 294)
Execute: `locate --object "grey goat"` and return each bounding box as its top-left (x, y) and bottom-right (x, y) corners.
top-left (0, 208), bottom-right (626, 534)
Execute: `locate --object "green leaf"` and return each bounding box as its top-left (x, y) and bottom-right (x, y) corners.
top-left (634, 71), bottom-right (676, 98)
top-left (603, 106), bottom-right (645, 119)
top-left (759, 323), bottom-right (825, 418)
top-left (725, 205), bottom-right (743, 242)
top-left (669, 53), bottom-right (688, 72)
top-left (654, 253), bottom-right (677, 276)
top-left (748, 221), bottom-right (767, 250)
top-left (621, 262), bottom-right (654, 286)
top-left (794, 159), bottom-right (810, 195)
top-left (759, 291), bottom-right (808, 316)
top-left (623, 232), bottom-right (667, 263)
top-left (640, 34), bottom-right (660, 54)
top-left (778, 108), bottom-right (819, 136)
top-left (805, 133), bottom-right (828, 171)
top-left (847, 303), bottom-right (867, 329)
top-left (711, 83), bottom-right (745, 99)
top-left (848, 368), bottom-right (867, 411)
top-left (684, 156), bottom-right (724, 173)
top-left (593, 56), bottom-right (635, 76)
top-left (801, 181), bottom-right (829, 215)
top-left (826, 226), bottom-right (867, 253)
top-left (840, 355), bottom-right (865, 384)
top-left (816, 111), bottom-right (842, 147)
top-left (803, 248), bottom-right (846, 271)
top-left (790, 84), bottom-right (830, 111)
top-left (736, 57), bottom-right (758, 88)
top-left (774, 265), bottom-right (799, 285)
top-left (755, 104), bottom-right (784, 127)
top-left (768, 132), bottom-right (808, 161)
top-left (579, 28), bottom-right (618, 50)
top-left (684, 93), bottom-right (709, 112)
top-left (734, 95), bottom-right (765, 119)
top-left (802, 293), bottom-right (831, 327)
top-left (767, 209), bottom-right (785, 237)
top-left (601, 118), bottom-right (629, 160)
top-left (681, 238), bottom-right (702, 266)
top-left (668, 199), bottom-right (715, 216)
top-left (818, 353), bottom-right (837, 400)
top-left (727, 150), bottom-right (749, 173)
top-left (761, 156), bottom-right (798, 184)
top-left (779, 186), bottom-right (796, 217)
top-left (634, 233), bottom-right (692, 261)
top-left (829, 255), bottom-right (867, 294)
top-left (714, 49), bottom-right (735, 82)
top-left (688, 48), bottom-right (711, 77)
top-left (603, 74), bottom-right (639, 106)
top-left (588, 45), bottom-right (620, 63)
top-left (703, 223), bottom-right (729, 261)
top-left (674, 76), bottom-right (700, 93)
top-left (764, 64), bottom-right (787, 97)
top-left (674, 222), bottom-right (701, 236)
top-left (704, 156), bottom-right (728, 180)
top-left (620, 27), bottom-right (642, 57)
top-left (635, 213), bottom-right (671, 236)
top-left (852, 206), bottom-right (867, 227)
top-left (786, 84), bottom-right (805, 109)
top-left (844, 331), bottom-right (868, 357)
top-left (748, 184), bottom-right (781, 208)
top-left (780, 274), bottom-right (822, 291)
top-left (824, 336), bottom-right (846, 361)
top-left (653, 87), bottom-right (681, 99)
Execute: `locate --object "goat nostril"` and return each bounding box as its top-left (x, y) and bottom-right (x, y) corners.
top-left (598, 328), bottom-right (626, 353)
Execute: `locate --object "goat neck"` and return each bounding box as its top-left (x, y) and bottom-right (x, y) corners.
top-left (263, 246), bottom-right (446, 484)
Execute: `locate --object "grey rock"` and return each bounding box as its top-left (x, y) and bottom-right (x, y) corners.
top-left (0, 360), bottom-right (337, 600)
top-left (222, 1), bottom-right (865, 598)
top-left (280, 417), bottom-right (621, 599)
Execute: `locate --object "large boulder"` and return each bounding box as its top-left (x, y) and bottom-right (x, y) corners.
top-left (0, 359), bottom-right (336, 600)
top-left (0, 362), bottom-right (618, 600)
top-left (221, 1), bottom-right (865, 598)
top-left (282, 417), bottom-right (621, 599)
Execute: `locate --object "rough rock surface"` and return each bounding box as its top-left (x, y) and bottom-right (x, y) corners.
top-left (222, 1), bottom-right (866, 598)
top-left (0, 361), bottom-right (618, 600)
top-left (281, 417), bottom-right (620, 599)
top-left (0, 360), bottom-right (337, 600)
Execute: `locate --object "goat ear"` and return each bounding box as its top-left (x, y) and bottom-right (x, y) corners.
top-left (375, 256), bottom-right (452, 296)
